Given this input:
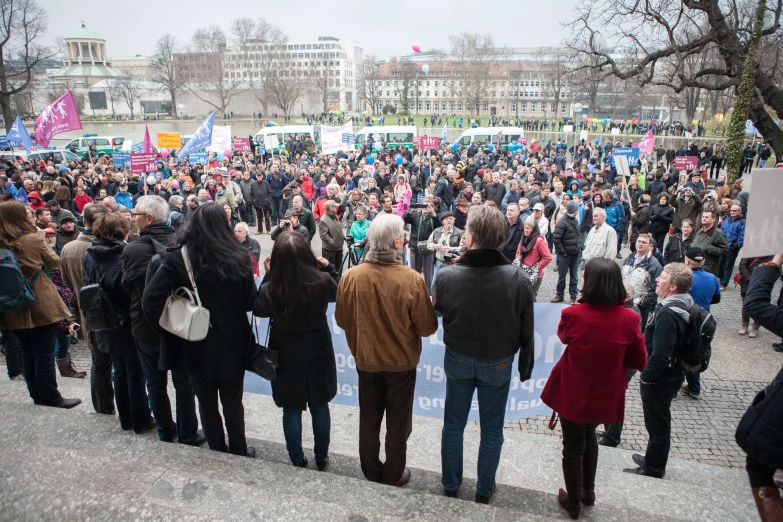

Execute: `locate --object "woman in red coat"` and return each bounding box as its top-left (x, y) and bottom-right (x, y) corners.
top-left (541, 257), bottom-right (648, 519)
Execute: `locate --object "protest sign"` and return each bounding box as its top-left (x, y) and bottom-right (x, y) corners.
top-left (157, 132), bottom-right (181, 149)
top-left (322, 121), bottom-right (354, 154)
top-left (413, 136), bottom-right (439, 152)
top-left (245, 303), bottom-right (567, 421)
top-left (188, 152), bottom-right (208, 165)
top-left (614, 147), bottom-right (640, 167)
top-left (579, 130), bottom-right (588, 142)
top-left (112, 152), bottom-right (131, 168)
top-left (130, 153), bottom-right (158, 174)
top-left (563, 125), bottom-right (574, 133)
top-left (673, 156), bottom-right (699, 171)
top-left (210, 125), bottom-right (232, 154)
top-left (611, 128), bottom-right (620, 136)
top-left (740, 169), bottom-right (783, 257)
top-left (232, 137), bottom-right (251, 152)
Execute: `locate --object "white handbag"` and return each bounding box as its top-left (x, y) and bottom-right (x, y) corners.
top-left (158, 245), bottom-right (211, 342)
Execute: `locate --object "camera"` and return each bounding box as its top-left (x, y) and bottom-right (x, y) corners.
top-left (281, 220), bottom-right (292, 228)
top-left (345, 234), bottom-right (354, 245)
top-left (410, 203), bottom-right (428, 209)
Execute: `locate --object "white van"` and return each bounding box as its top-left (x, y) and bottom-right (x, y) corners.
top-left (64, 135), bottom-right (125, 156)
top-left (455, 127), bottom-right (524, 149)
top-left (253, 125), bottom-right (319, 153)
top-left (354, 126), bottom-right (418, 150)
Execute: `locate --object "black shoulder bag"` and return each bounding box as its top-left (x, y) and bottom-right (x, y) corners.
top-left (244, 316), bottom-right (277, 381)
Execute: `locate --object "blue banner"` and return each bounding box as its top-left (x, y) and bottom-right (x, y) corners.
top-left (112, 152), bottom-right (131, 168)
top-left (188, 152), bottom-right (208, 165)
top-left (613, 147), bottom-right (640, 167)
top-left (342, 133), bottom-right (356, 144)
top-left (257, 145), bottom-right (266, 157)
top-left (245, 303), bottom-right (567, 421)
top-left (177, 112), bottom-right (215, 160)
top-left (745, 120), bottom-right (758, 135)
top-left (131, 142), bottom-right (144, 153)
top-left (6, 116), bottom-right (35, 151)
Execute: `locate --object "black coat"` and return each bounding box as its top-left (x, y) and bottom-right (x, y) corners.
top-left (141, 247), bottom-right (256, 380)
top-left (501, 218), bottom-right (524, 261)
top-left (649, 203), bottom-right (674, 234)
top-left (553, 214), bottom-right (581, 257)
top-left (253, 270), bottom-right (338, 410)
top-left (84, 239), bottom-right (136, 356)
top-left (663, 233), bottom-right (693, 264)
top-left (403, 210), bottom-right (440, 251)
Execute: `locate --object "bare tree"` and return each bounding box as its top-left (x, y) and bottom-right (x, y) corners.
top-left (538, 50), bottom-right (572, 118)
top-left (102, 79), bottom-right (124, 119)
top-left (445, 33), bottom-right (498, 117)
top-left (186, 25), bottom-right (241, 116)
top-left (264, 69), bottom-right (308, 117)
top-left (0, 0), bottom-right (54, 131)
top-left (564, 0), bottom-right (783, 158)
top-left (358, 55), bottom-right (382, 114)
top-left (150, 34), bottom-right (184, 117)
top-left (116, 77), bottom-right (144, 118)
top-left (389, 58), bottom-right (417, 115)
top-left (310, 59), bottom-right (344, 113)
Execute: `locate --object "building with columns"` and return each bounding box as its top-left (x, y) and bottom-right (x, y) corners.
top-left (48, 22), bottom-right (126, 88)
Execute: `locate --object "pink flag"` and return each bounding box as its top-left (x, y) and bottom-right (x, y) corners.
top-left (143, 125), bottom-right (152, 153)
top-left (638, 129), bottom-right (655, 153)
top-left (33, 91), bottom-right (82, 148)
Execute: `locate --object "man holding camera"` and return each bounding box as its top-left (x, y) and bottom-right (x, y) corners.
top-left (403, 199), bottom-right (441, 290)
top-left (319, 200), bottom-right (345, 273)
top-left (271, 208), bottom-right (310, 241)
top-left (671, 186), bottom-right (703, 235)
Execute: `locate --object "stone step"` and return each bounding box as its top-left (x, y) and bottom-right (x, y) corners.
top-left (0, 368), bottom-right (758, 521)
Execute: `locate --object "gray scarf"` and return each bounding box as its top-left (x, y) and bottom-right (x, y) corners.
top-left (364, 248), bottom-right (403, 265)
top-left (658, 293), bottom-right (694, 323)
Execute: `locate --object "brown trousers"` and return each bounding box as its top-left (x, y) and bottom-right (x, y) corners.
top-left (357, 369), bottom-right (416, 484)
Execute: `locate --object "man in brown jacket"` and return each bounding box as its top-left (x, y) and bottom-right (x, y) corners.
top-left (59, 203), bottom-right (115, 415)
top-left (335, 213), bottom-right (438, 487)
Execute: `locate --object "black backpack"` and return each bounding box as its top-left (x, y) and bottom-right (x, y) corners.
top-left (80, 261), bottom-right (122, 332)
top-left (663, 303), bottom-right (717, 373)
top-left (144, 237), bottom-right (170, 287)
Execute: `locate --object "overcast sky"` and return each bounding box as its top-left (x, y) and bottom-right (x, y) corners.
top-left (42, 0), bottom-right (576, 58)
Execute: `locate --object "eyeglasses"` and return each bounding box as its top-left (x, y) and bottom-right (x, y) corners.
top-left (131, 212), bottom-right (147, 217)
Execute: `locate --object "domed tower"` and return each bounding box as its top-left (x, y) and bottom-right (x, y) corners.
top-left (49, 21), bottom-right (125, 87)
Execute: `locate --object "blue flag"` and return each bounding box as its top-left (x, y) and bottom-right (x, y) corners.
top-left (6, 116), bottom-right (35, 151)
top-left (441, 122), bottom-right (448, 142)
top-left (177, 112), bottom-right (215, 160)
top-left (131, 142), bottom-right (144, 153)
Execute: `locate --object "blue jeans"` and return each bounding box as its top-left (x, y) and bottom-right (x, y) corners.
top-left (14, 324), bottom-right (62, 406)
top-left (720, 246), bottom-right (741, 287)
top-left (681, 371), bottom-right (701, 395)
top-left (110, 350), bottom-right (153, 432)
top-left (431, 259), bottom-right (448, 293)
top-left (441, 348), bottom-right (514, 497)
top-left (136, 340), bottom-right (199, 443)
top-left (2, 330), bottom-right (23, 378)
top-left (54, 334), bottom-right (71, 360)
top-left (556, 254), bottom-right (580, 300)
top-left (270, 197), bottom-right (284, 223)
top-left (282, 403), bottom-right (331, 464)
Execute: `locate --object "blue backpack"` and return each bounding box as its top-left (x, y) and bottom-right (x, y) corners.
top-left (0, 248), bottom-right (36, 312)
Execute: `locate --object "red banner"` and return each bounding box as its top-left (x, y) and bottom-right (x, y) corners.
top-left (232, 137), bottom-right (251, 153)
top-left (413, 135), bottom-right (439, 152)
top-left (674, 156), bottom-right (699, 171)
top-left (130, 153), bottom-right (158, 174)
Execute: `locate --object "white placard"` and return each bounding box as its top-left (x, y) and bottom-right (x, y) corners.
top-left (579, 130), bottom-right (589, 141)
top-left (615, 154), bottom-right (631, 179)
top-left (611, 128), bottom-right (620, 136)
top-left (741, 169), bottom-right (783, 257)
top-left (121, 140), bottom-right (133, 152)
top-left (321, 120), bottom-right (354, 155)
top-left (563, 125), bottom-right (574, 133)
top-left (210, 125), bottom-right (232, 154)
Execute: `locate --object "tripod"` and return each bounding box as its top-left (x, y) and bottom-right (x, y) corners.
top-left (340, 246), bottom-right (361, 272)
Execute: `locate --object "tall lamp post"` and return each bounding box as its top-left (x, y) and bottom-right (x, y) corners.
top-left (177, 104), bottom-right (185, 135)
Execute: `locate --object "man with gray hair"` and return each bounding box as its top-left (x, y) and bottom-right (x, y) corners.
top-left (121, 195), bottom-right (205, 447)
top-left (168, 195), bottom-right (185, 229)
top-left (336, 213), bottom-right (438, 487)
top-left (433, 205), bottom-right (535, 503)
top-left (581, 207), bottom-right (618, 264)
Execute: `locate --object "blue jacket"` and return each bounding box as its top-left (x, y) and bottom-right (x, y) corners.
top-left (689, 269), bottom-right (721, 310)
top-left (604, 198), bottom-right (626, 230)
top-left (115, 191), bottom-right (133, 209)
top-left (267, 173), bottom-right (288, 199)
top-left (721, 215), bottom-right (745, 248)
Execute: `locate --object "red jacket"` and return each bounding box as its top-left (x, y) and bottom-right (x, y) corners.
top-left (516, 234), bottom-right (552, 278)
top-left (541, 303), bottom-right (647, 424)
top-left (301, 176), bottom-right (315, 201)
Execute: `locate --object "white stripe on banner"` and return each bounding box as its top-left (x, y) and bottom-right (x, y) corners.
top-left (245, 303), bottom-right (567, 421)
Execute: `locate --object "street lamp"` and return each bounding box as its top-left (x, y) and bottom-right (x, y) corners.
top-left (177, 104), bottom-right (185, 135)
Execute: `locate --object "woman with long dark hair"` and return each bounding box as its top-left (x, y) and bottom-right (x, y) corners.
top-left (253, 231), bottom-right (338, 470)
top-left (541, 258), bottom-right (647, 519)
top-left (142, 203), bottom-right (256, 458)
top-left (0, 200), bottom-right (80, 408)
top-left (85, 212), bottom-right (153, 432)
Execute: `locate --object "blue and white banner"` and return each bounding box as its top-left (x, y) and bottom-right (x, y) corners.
top-left (131, 141), bottom-right (144, 153)
top-left (613, 147), bottom-right (640, 167)
top-left (342, 133), bottom-right (356, 144)
top-left (111, 152), bottom-right (131, 168)
top-left (6, 116), bottom-right (35, 151)
top-left (187, 152), bottom-right (208, 165)
top-left (177, 112), bottom-right (215, 160)
top-left (245, 303), bottom-right (566, 421)
top-left (745, 120), bottom-right (758, 136)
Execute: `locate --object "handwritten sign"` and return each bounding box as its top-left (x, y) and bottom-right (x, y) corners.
top-left (130, 153), bottom-right (158, 174)
top-left (157, 132), bottom-right (181, 149)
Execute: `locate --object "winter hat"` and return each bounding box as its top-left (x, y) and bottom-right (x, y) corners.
top-left (566, 200), bottom-right (579, 214)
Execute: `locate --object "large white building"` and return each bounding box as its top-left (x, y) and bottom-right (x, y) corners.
top-left (223, 36), bottom-right (366, 113)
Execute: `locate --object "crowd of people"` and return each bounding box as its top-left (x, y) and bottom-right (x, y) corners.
top-left (0, 130), bottom-right (780, 521)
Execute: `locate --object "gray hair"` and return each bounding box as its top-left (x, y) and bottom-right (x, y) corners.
top-left (623, 281), bottom-right (635, 301)
top-left (135, 195), bottom-right (169, 224)
top-left (593, 207), bottom-right (606, 217)
top-left (169, 195), bottom-right (183, 206)
top-left (186, 194), bottom-right (198, 204)
top-left (234, 222), bottom-right (249, 233)
top-left (466, 205), bottom-right (507, 250)
top-left (523, 218), bottom-right (536, 229)
top-left (366, 213), bottom-right (405, 250)
top-left (663, 263), bottom-right (693, 294)
top-left (327, 183), bottom-right (340, 191)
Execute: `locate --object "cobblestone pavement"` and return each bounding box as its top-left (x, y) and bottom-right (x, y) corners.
top-left (3, 227), bottom-right (781, 470)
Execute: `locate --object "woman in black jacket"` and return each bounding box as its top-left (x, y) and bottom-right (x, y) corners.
top-left (142, 204), bottom-right (257, 458)
top-left (737, 256), bottom-right (773, 337)
top-left (649, 193), bottom-right (674, 252)
top-left (664, 219), bottom-right (694, 264)
top-left (628, 194), bottom-right (651, 253)
top-left (253, 231), bottom-right (338, 470)
top-left (737, 257), bottom-right (783, 521)
top-left (85, 212), bottom-right (153, 433)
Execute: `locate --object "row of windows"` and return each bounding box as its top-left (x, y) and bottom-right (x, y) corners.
top-left (378, 79), bottom-right (564, 88)
top-left (379, 101), bottom-right (569, 113)
top-left (382, 89), bottom-right (570, 100)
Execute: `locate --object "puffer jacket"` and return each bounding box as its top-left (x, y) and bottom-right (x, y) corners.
top-left (553, 213), bottom-right (581, 257)
top-left (622, 252), bottom-right (663, 311)
top-left (629, 203), bottom-right (651, 246)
